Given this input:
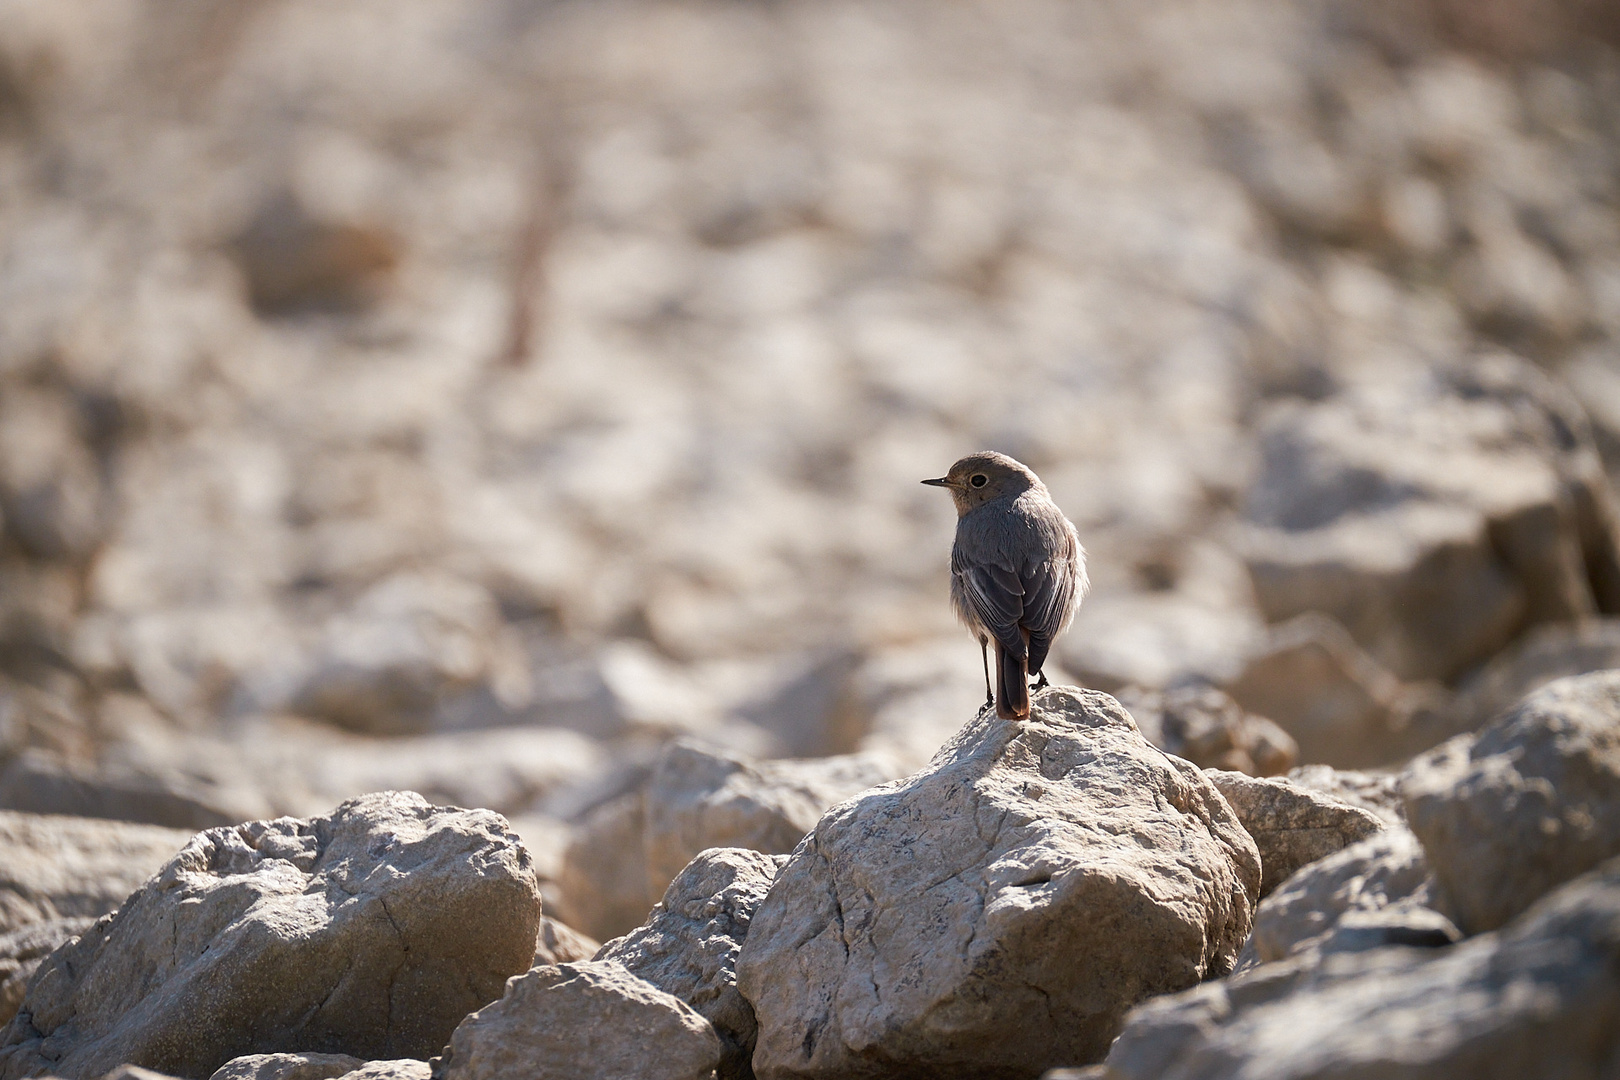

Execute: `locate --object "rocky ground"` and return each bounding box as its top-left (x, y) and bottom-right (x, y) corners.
top-left (4, 0), bottom-right (1620, 1076)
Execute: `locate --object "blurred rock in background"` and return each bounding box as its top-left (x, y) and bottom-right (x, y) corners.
top-left (3, 0), bottom-right (1620, 933)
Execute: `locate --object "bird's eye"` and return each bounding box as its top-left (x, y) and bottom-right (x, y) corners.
top-left (970, 474), bottom-right (988, 488)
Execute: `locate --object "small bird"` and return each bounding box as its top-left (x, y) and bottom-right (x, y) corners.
top-left (923, 452), bottom-right (1087, 720)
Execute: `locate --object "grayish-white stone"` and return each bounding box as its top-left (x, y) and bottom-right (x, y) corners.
top-left (1205, 769), bottom-right (1386, 897)
top-left (597, 848), bottom-right (782, 1080)
top-left (1105, 857), bottom-right (1620, 1080)
top-left (737, 687), bottom-right (1260, 1078)
top-left (1405, 670), bottom-right (1620, 933)
top-left (534, 915), bottom-right (598, 968)
top-left (0, 792), bottom-right (541, 1079)
top-left (439, 960), bottom-right (723, 1080)
top-left (1237, 359), bottom-right (1618, 683)
top-left (1283, 765), bottom-right (1404, 824)
top-left (1236, 826), bottom-right (1457, 970)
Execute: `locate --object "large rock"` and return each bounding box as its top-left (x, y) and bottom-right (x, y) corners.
top-left (557, 742), bottom-right (895, 941)
top-left (1236, 359), bottom-right (1620, 683)
top-left (1236, 826), bottom-right (1457, 970)
top-left (597, 848), bottom-right (781, 1080)
top-left (1104, 857), bottom-right (1620, 1080)
top-left (325, 1065), bottom-right (428, 1080)
top-left (1404, 671), bottom-right (1620, 933)
top-left (0, 792), bottom-right (541, 1079)
top-left (324, 1064), bottom-right (429, 1080)
top-left (0, 811), bottom-right (194, 935)
top-left (437, 960), bottom-right (723, 1080)
top-left (103, 1067), bottom-right (183, 1080)
top-left (0, 918), bottom-right (94, 1025)
top-left (1204, 770), bottom-right (1386, 897)
top-left (1120, 685), bottom-right (1297, 776)
top-left (736, 687), bottom-right (1261, 1078)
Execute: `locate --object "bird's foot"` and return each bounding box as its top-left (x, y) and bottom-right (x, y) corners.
top-left (1030, 672), bottom-right (1049, 691)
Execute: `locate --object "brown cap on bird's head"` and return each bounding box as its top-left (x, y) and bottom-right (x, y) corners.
top-left (921, 451), bottom-right (1043, 516)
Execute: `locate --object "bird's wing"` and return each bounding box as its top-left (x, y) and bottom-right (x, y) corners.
top-left (952, 546), bottom-right (1027, 659)
top-left (1021, 528), bottom-right (1078, 675)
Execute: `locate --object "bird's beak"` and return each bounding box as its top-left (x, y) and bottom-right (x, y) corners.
top-left (921, 477), bottom-right (950, 487)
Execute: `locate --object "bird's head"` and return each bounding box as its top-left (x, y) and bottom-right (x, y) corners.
top-left (922, 451), bottom-right (1041, 516)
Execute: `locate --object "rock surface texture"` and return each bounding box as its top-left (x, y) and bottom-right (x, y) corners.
top-left (1237, 826), bottom-right (1457, 970)
top-left (1405, 670), bottom-right (1620, 933)
top-left (0, 792), bottom-right (541, 1079)
top-left (597, 847), bottom-right (782, 1080)
top-left (1205, 770), bottom-right (1387, 897)
top-left (1281, 766), bottom-right (1405, 824)
top-left (1104, 857), bottom-right (1620, 1080)
top-left (737, 687), bottom-right (1261, 1078)
top-left (438, 960), bottom-right (723, 1080)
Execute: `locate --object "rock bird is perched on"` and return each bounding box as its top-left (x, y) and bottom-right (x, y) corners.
top-left (923, 452), bottom-right (1087, 719)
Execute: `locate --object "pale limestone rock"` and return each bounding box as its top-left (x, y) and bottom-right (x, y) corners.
top-left (1105, 858), bottom-right (1620, 1080)
top-left (737, 687), bottom-right (1260, 1078)
top-left (438, 960), bottom-right (722, 1080)
top-left (597, 848), bottom-right (782, 1080)
top-left (1205, 769), bottom-right (1386, 897)
top-left (1405, 671), bottom-right (1620, 933)
top-left (0, 793), bottom-right (541, 1079)
top-left (1236, 826), bottom-right (1457, 970)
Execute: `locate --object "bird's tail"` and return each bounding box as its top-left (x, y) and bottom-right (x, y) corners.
top-left (994, 638), bottom-right (1030, 720)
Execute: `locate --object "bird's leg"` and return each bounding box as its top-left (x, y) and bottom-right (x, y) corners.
top-left (1031, 670), bottom-right (1050, 691)
top-left (980, 637), bottom-right (994, 706)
